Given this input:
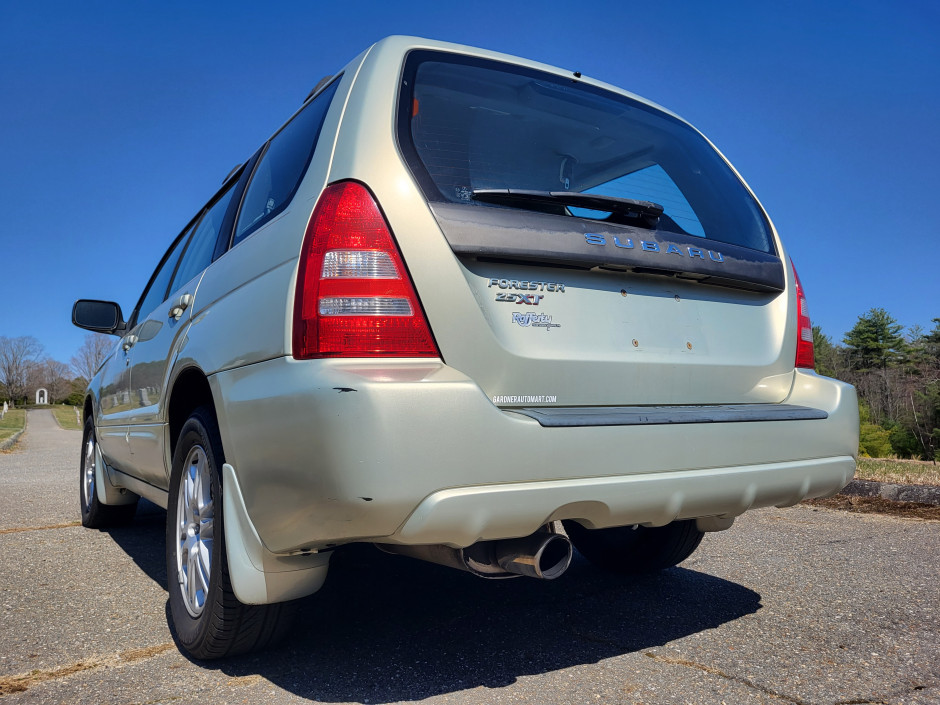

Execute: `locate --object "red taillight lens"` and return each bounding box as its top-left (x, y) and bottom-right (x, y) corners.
top-left (292, 181), bottom-right (439, 359)
top-left (791, 261), bottom-right (815, 369)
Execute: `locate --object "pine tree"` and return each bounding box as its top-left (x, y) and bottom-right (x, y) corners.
top-left (812, 325), bottom-right (848, 379)
top-left (924, 318), bottom-right (940, 363)
top-left (843, 308), bottom-right (906, 372)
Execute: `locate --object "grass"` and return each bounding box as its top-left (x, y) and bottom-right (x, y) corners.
top-left (855, 457), bottom-right (940, 486)
top-left (0, 409), bottom-right (26, 444)
top-left (49, 405), bottom-right (82, 431)
top-left (805, 495), bottom-right (940, 520)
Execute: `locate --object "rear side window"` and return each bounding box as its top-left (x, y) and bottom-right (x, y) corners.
top-left (398, 52), bottom-right (773, 254)
top-left (233, 78), bottom-right (340, 246)
top-left (171, 183), bottom-right (237, 292)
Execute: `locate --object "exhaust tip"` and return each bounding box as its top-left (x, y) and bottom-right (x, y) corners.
top-left (496, 533), bottom-right (573, 580)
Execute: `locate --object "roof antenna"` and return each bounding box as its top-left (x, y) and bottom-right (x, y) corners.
top-left (305, 75), bottom-right (335, 103)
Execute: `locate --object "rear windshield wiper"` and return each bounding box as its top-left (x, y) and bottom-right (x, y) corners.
top-left (472, 189), bottom-right (664, 225)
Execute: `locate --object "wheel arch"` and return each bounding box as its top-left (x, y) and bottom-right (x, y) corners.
top-left (167, 365), bottom-right (219, 462)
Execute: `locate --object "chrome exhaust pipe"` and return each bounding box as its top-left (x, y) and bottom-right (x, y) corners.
top-left (377, 529), bottom-right (573, 580)
top-left (494, 532), bottom-right (572, 580)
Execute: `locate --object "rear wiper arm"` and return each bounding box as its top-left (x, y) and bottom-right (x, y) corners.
top-left (472, 189), bottom-right (664, 222)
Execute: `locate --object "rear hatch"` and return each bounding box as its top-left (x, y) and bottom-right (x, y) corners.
top-left (397, 50), bottom-right (793, 407)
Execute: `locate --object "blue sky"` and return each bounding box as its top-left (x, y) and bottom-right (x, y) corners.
top-left (2, 0), bottom-right (938, 365)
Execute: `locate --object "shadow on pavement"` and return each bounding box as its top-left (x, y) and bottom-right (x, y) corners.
top-left (102, 512), bottom-right (760, 703)
top-left (208, 544), bottom-right (760, 702)
top-left (102, 499), bottom-right (167, 590)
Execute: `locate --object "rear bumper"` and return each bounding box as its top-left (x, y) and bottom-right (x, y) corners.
top-left (394, 456), bottom-right (855, 547)
top-left (211, 359), bottom-right (858, 554)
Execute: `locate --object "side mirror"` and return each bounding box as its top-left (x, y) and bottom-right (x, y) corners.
top-left (72, 300), bottom-right (126, 335)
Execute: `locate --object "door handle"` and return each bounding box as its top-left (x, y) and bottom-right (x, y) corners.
top-left (168, 293), bottom-right (193, 321)
top-left (122, 335), bottom-right (138, 352)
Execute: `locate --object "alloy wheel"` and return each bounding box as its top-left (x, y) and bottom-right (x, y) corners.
top-left (82, 436), bottom-right (96, 509)
top-left (175, 445), bottom-right (214, 618)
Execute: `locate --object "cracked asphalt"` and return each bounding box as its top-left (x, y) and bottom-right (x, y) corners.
top-left (1, 409), bottom-right (938, 704)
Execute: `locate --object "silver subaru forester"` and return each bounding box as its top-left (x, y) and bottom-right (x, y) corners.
top-left (73, 36), bottom-right (859, 659)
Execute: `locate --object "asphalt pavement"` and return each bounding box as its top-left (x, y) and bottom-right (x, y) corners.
top-left (1, 410), bottom-right (938, 704)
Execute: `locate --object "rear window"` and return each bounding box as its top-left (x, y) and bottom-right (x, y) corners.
top-left (398, 51), bottom-right (774, 254)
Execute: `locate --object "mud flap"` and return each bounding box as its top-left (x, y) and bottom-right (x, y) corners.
top-left (222, 463), bottom-right (331, 604)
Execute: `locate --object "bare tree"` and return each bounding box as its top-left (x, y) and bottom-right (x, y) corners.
top-left (42, 359), bottom-right (72, 402)
top-left (0, 336), bottom-right (45, 406)
top-left (27, 358), bottom-right (73, 403)
top-left (26, 361), bottom-right (45, 401)
top-left (70, 333), bottom-right (113, 384)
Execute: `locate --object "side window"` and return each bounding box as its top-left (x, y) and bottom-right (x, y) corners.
top-left (135, 225), bottom-right (192, 321)
top-left (232, 78), bottom-right (340, 246)
top-left (170, 183), bottom-right (237, 293)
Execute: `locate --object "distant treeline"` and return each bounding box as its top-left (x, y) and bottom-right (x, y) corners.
top-left (814, 309), bottom-right (940, 462)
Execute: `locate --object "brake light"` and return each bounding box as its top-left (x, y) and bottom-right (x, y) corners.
top-left (791, 261), bottom-right (814, 369)
top-left (292, 181), bottom-right (439, 359)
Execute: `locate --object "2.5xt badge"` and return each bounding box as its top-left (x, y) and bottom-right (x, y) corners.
top-left (488, 278), bottom-right (566, 305)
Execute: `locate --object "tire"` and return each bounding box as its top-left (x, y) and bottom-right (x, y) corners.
top-left (80, 416), bottom-right (138, 528)
top-left (563, 519), bottom-right (704, 574)
top-left (166, 406), bottom-right (295, 659)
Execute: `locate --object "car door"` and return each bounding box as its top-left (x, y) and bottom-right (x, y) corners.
top-left (103, 221), bottom-right (192, 485)
top-left (96, 220), bottom-right (195, 474)
top-left (93, 336), bottom-right (135, 472)
top-left (125, 180), bottom-right (240, 487)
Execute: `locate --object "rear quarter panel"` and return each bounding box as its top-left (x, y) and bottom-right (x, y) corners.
top-left (174, 53), bottom-right (370, 471)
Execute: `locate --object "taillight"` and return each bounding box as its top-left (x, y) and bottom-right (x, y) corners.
top-left (292, 181), bottom-right (439, 359)
top-left (791, 261), bottom-right (815, 369)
